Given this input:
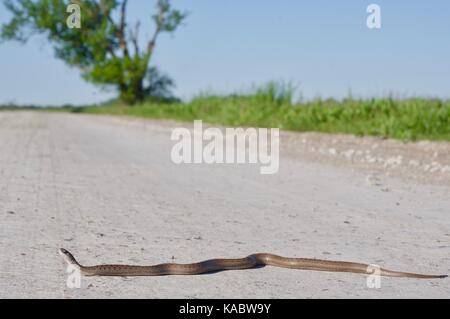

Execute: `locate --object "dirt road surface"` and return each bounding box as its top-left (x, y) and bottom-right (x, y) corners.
top-left (1, 111), bottom-right (449, 298)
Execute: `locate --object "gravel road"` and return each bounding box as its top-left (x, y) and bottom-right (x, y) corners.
top-left (0, 111), bottom-right (449, 298)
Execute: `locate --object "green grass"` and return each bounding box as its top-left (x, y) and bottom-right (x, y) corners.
top-left (3, 82), bottom-right (449, 141)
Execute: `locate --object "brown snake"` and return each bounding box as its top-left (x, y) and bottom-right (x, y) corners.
top-left (59, 248), bottom-right (447, 279)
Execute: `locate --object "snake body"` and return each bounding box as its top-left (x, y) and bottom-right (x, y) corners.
top-left (59, 248), bottom-right (446, 279)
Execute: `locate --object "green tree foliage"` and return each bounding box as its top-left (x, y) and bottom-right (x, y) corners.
top-left (1, 0), bottom-right (187, 104)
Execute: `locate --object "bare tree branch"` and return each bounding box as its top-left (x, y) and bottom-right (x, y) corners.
top-left (146, 2), bottom-right (165, 56)
top-left (129, 20), bottom-right (141, 56)
top-left (118, 0), bottom-right (129, 58)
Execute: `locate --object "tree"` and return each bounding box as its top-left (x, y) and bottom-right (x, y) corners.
top-left (1, 0), bottom-right (187, 104)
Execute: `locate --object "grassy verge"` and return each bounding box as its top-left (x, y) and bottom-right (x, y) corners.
top-left (3, 83), bottom-right (449, 141)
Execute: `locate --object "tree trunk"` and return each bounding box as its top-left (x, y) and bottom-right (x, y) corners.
top-left (118, 74), bottom-right (145, 105)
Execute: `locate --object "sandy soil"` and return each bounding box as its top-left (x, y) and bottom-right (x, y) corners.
top-left (0, 111), bottom-right (449, 298)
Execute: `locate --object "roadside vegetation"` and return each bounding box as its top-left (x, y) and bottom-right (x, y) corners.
top-left (71, 82), bottom-right (450, 141)
top-left (2, 82), bottom-right (448, 141)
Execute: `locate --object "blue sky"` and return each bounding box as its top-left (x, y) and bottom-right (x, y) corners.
top-left (0, 0), bottom-right (449, 106)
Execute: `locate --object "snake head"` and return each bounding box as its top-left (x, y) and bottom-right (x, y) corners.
top-left (59, 248), bottom-right (81, 267)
